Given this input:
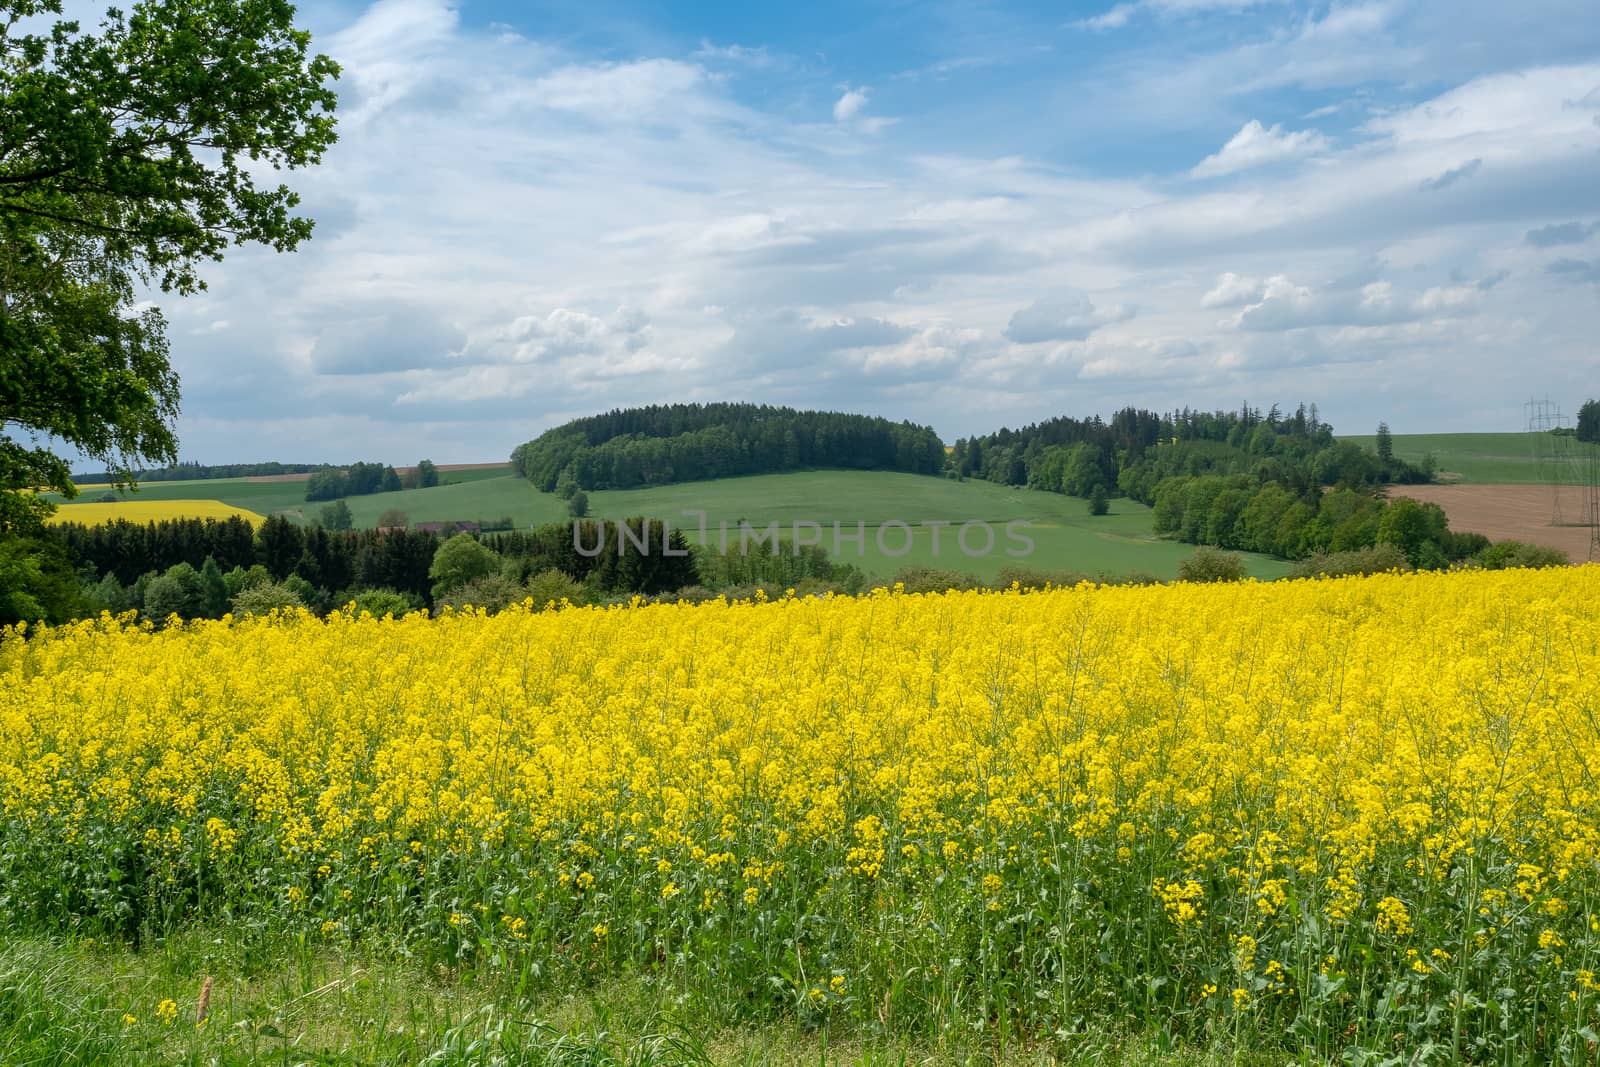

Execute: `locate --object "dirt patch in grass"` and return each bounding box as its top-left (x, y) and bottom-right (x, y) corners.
top-left (1387, 483), bottom-right (1597, 562)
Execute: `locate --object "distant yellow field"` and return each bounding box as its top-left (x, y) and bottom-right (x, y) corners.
top-left (46, 500), bottom-right (266, 527)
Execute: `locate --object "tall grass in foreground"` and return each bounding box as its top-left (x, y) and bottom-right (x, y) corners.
top-left (0, 934), bottom-right (1261, 1065)
top-left (3, 568), bottom-right (1600, 1062)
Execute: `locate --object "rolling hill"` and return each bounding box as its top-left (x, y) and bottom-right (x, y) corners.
top-left (46, 467), bottom-right (1293, 581)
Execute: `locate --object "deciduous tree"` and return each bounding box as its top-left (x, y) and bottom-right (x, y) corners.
top-left (1, 0), bottom-right (338, 529)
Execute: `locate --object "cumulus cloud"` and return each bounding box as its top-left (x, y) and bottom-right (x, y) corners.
top-left (1005, 291), bottom-right (1132, 343)
top-left (1201, 272), bottom-right (1265, 308)
top-left (1229, 275), bottom-right (1483, 331)
top-left (142, 2), bottom-right (1600, 459)
top-left (1192, 120), bottom-right (1331, 178)
top-left (473, 306), bottom-right (652, 365)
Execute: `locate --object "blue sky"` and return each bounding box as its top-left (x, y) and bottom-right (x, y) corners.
top-left (132, 0), bottom-right (1600, 463)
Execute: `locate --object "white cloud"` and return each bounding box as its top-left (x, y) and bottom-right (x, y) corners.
top-left (1201, 272), bottom-right (1265, 308)
top-left (145, 3), bottom-right (1600, 460)
top-left (1191, 120), bottom-right (1331, 177)
top-left (472, 307), bottom-right (651, 366)
top-left (1362, 64), bottom-right (1600, 144)
top-left (327, 0), bottom-right (462, 124)
top-left (1005, 291), bottom-right (1132, 343)
top-left (1229, 275), bottom-right (1482, 331)
top-left (1077, 0), bottom-right (1277, 30)
top-left (1078, 4), bottom-right (1136, 29)
top-left (521, 59), bottom-right (708, 119)
top-left (833, 87), bottom-right (869, 122)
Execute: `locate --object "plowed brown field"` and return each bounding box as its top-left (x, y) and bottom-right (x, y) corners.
top-left (1388, 483), bottom-right (1597, 563)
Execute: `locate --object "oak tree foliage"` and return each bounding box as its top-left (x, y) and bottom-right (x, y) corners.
top-left (0, 0), bottom-right (339, 532)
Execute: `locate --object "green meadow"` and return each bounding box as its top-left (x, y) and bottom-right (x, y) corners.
top-left (46, 468), bottom-right (1291, 581)
top-left (1339, 431), bottom-right (1596, 484)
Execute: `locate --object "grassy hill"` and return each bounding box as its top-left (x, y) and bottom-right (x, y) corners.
top-left (1339, 432), bottom-right (1583, 484)
top-left (46, 467), bottom-right (1292, 581)
top-left (582, 472), bottom-right (1291, 581)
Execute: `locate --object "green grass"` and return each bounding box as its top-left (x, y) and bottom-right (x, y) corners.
top-left (46, 467), bottom-right (1292, 581)
top-left (44, 467), bottom-right (514, 524)
top-left (48, 476), bottom-right (314, 515)
top-left (584, 472), bottom-right (1290, 581)
top-left (0, 933), bottom-right (1290, 1066)
top-left (337, 473), bottom-right (568, 529)
top-left (1340, 432), bottom-right (1600, 484)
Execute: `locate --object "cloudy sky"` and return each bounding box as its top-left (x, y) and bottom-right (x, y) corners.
top-left (145, 0), bottom-right (1600, 463)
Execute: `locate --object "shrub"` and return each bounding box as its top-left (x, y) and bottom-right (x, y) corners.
top-left (435, 572), bottom-right (527, 615)
top-left (993, 565), bottom-right (1089, 590)
top-left (1290, 544), bottom-right (1412, 579)
top-left (525, 569), bottom-right (584, 609)
top-left (231, 583), bottom-right (306, 615)
top-left (429, 533), bottom-right (499, 599)
top-left (890, 566), bottom-right (983, 594)
top-left (350, 588), bottom-right (420, 618)
top-left (1177, 546), bottom-right (1247, 583)
top-left (224, 564), bottom-right (272, 599)
top-left (1476, 540), bottom-right (1570, 570)
top-left (1088, 485), bottom-right (1110, 516)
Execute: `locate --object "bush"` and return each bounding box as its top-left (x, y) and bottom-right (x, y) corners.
top-left (1476, 540), bottom-right (1570, 570)
top-left (1438, 529), bottom-right (1492, 562)
top-left (1177, 546), bottom-right (1247, 583)
top-left (223, 564), bottom-right (272, 599)
top-left (143, 563), bottom-right (203, 620)
top-left (1290, 544), bottom-right (1412, 579)
top-left (1088, 485), bottom-right (1109, 516)
top-left (890, 566), bottom-right (983, 594)
top-left (350, 588), bottom-right (420, 618)
top-left (319, 500), bottom-right (353, 531)
top-left (525, 568), bottom-right (584, 609)
top-left (435, 572), bottom-right (527, 615)
top-left (231, 583), bottom-right (306, 615)
top-left (429, 533), bottom-right (499, 599)
top-left (659, 584), bottom-right (719, 604)
top-left (993, 565), bottom-right (1089, 590)
top-left (84, 572), bottom-right (134, 614)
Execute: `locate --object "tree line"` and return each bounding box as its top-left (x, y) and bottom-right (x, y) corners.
top-left (950, 403), bottom-right (1431, 499)
top-left (945, 403), bottom-right (1456, 562)
top-left (301, 458), bottom-right (442, 501)
top-left (511, 404), bottom-right (946, 491)
top-left (27, 515), bottom-right (862, 625)
top-left (70, 461), bottom-right (333, 483)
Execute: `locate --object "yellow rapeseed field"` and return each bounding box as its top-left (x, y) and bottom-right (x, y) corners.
top-left (45, 499), bottom-right (266, 526)
top-left (3, 568), bottom-right (1599, 1058)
